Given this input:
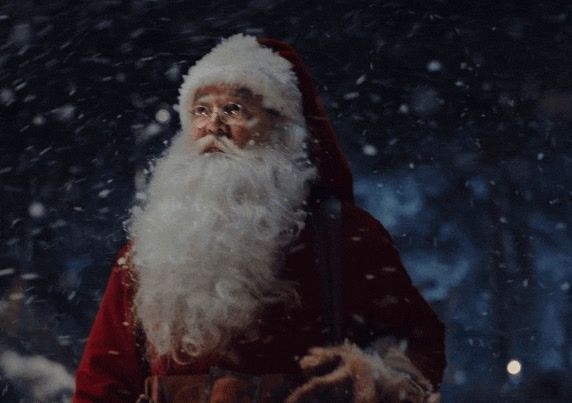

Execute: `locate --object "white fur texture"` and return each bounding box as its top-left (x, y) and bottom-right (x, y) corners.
top-left (129, 126), bottom-right (316, 360)
top-left (177, 34), bottom-right (304, 137)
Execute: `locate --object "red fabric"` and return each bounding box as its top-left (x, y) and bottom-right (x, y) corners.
top-left (73, 37), bottom-right (447, 402)
top-left (73, 244), bottom-right (147, 402)
top-left (257, 37), bottom-right (354, 203)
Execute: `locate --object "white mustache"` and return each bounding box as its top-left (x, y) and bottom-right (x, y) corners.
top-left (191, 135), bottom-right (248, 157)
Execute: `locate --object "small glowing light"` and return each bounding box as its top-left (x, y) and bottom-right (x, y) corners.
top-left (507, 359), bottom-right (522, 375)
top-left (155, 109), bottom-right (171, 123)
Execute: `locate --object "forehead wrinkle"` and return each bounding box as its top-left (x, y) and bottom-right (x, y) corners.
top-left (192, 93), bottom-right (252, 108)
top-left (193, 85), bottom-right (254, 103)
top-left (232, 87), bottom-right (255, 100)
top-left (194, 94), bottom-right (217, 104)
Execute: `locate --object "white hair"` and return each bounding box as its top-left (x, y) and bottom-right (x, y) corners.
top-left (128, 125), bottom-right (316, 361)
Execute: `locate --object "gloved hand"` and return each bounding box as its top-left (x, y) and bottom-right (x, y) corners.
top-left (285, 342), bottom-right (439, 403)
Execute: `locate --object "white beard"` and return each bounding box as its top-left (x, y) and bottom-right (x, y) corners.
top-left (128, 125), bottom-right (316, 360)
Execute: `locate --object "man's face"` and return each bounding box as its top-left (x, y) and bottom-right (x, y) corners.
top-left (188, 84), bottom-right (279, 152)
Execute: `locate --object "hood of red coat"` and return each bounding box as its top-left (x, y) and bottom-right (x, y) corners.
top-left (257, 37), bottom-right (354, 204)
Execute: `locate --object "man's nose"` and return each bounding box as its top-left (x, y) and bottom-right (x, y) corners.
top-left (205, 113), bottom-right (231, 138)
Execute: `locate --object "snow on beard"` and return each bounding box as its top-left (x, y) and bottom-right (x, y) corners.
top-left (129, 124), bottom-right (316, 361)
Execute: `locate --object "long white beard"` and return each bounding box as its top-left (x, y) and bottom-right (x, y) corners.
top-left (128, 126), bottom-right (316, 360)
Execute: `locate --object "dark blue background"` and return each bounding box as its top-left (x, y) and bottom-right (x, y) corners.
top-left (0, 0), bottom-right (571, 401)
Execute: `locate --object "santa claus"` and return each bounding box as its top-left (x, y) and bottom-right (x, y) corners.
top-left (73, 34), bottom-right (446, 403)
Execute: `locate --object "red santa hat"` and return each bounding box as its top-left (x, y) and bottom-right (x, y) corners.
top-left (177, 34), bottom-right (354, 203)
top-left (178, 34), bottom-right (305, 134)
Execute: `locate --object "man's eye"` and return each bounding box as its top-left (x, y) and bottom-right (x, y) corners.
top-left (223, 103), bottom-right (242, 116)
top-left (193, 106), bottom-right (209, 116)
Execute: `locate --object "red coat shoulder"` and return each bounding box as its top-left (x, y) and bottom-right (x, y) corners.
top-left (73, 244), bottom-right (148, 402)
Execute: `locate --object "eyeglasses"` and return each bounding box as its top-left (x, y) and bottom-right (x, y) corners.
top-left (190, 103), bottom-right (249, 128)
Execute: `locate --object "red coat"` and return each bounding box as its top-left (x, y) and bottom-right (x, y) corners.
top-left (73, 37), bottom-right (446, 402)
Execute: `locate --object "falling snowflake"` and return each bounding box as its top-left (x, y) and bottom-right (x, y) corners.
top-left (362, 144), bottom-right (378, 156)
top-left (427, 60), bottom-right (443, 72)
top-left (29, 202), bottom-right (46, 218)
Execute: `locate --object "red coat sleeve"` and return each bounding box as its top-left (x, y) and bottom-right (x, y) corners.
top-left (73, 245), bottom-right (148, 403)
top-left (343, 205), bottom-right (447, 389)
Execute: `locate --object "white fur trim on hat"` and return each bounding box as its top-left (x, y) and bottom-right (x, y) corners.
top-left (177, 34), bottom-right (304, 134)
